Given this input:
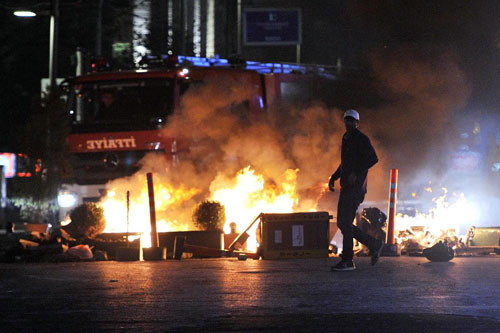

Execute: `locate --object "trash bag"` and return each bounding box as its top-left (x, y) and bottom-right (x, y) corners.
top-left (423, 241), bottom-right (454, 262)
top-left (67, 244), bottom-right (93, 260)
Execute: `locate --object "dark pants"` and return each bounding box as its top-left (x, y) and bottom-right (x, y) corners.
top-left (337, 188), bottom-right (378, 261)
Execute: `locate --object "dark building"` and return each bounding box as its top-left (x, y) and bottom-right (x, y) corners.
top-left (97, 1), bottom-right (365, 69)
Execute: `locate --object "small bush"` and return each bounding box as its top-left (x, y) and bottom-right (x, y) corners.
top-left (192, 200), bottom-right (226, 231)
top-left (64, 203), bottom-right (106, 239)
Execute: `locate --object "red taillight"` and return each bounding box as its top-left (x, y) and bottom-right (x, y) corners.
top-left (35, 159), bottom-right (41, 174)
top-left (16, 172), bottom-right (32, 177)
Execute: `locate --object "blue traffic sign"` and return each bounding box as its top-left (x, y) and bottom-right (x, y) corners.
top-left (244, 9), bottom-right (302, 45)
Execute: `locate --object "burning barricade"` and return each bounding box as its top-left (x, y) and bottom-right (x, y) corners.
top-left (391, 186), bottom-right (500, 259)
top-left (3, 165), bottom-right (498, 263)
top-left (95, 165), bottom-right (322, 259)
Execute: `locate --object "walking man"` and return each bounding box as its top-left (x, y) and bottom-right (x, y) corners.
top-left (330, 109), bottom-right (384, 271)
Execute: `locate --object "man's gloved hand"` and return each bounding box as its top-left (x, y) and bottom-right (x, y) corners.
top-left (328, 175), bottom-right (336, 192)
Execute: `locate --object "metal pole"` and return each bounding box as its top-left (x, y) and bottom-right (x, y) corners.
top-left (74, 47), bottom-right (84, 122)
top-left (126, 190), bottom-right (130, 247)
top-left (386, 168), bottom-right (398, 245)
top-left (296, 44), bottom-right (301, 64)
top-left (237, 0), bottom-right (242, 55)
top-left (49, 0), bottom-right (59, 95)
top-left (146, 173), bottom-right (159, 248)
top-left (228, 213), bottom-right (262, 251)
top-left (75, 47), bottom-right (83, 76)
top-left (0, 166), bottom-right (5, 229)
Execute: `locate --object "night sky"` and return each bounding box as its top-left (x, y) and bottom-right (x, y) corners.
top-left (1, 0), bottom-right (499, 152)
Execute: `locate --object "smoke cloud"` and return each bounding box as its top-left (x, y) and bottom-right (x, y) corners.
top-left (105, 47), bottom-right (470, 230)
top-left (165, 76), bottom-right (348, 205)
top-left (362, 44), bottom-right (471, 191)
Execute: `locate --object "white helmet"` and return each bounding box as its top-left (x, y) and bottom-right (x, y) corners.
top-left (344, 109), bottom-right (359, 121)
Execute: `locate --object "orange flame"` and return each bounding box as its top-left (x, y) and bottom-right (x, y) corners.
top-left (211, 166), bottom-right (303, 251)
top-left (101, 181), bottom-right (200, 247)
top-left (99, 166), bottom-right (315, 251)
top-left (395, 187), bottom-right (479, 250)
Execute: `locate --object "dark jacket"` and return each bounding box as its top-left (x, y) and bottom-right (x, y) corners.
top-left (332, 128), bottom-right (378, 193)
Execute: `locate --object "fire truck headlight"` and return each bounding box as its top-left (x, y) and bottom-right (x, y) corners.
top-left (58, 192), bottom-right (78, 208)
top-left (178, 68), bottom-right (189, 78)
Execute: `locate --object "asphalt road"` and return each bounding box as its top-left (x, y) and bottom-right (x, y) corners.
top-left (1, 256), bottom-right (500, 332)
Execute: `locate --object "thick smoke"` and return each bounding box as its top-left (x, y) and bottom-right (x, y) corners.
top-left (362, 44), bottom-right (470, 193)
top-left (163, 75), bottom-right (348, 205)
top-left (105, 45), bottom-right (470, 230)
top-left (104, 76), bottom-right (354, 228)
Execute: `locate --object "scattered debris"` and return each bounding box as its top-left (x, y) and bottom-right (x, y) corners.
top-left (398, 227), bottom-right (466, 256)
top-left (0, 227), bottom-right (109, 263)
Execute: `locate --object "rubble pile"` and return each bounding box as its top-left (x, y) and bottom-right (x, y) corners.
top-left (0, 228), bottom-right (110, 263)
top-left (397, 227), bottom-right (466, 256)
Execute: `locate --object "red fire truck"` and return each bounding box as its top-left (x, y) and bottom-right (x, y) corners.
top-left (58, 55), bottom-right (358, 218)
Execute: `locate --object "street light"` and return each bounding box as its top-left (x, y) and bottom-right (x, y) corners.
top-left (13, 10), bottom-right (37, 17)
top-left (13, 0), bottom-right (59, 95)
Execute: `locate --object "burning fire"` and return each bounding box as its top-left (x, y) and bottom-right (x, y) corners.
top-left (99, 161), bottom-right (478, 256)
top-left (394, 187), bottom-right (479, 252)
top-left (101, 181), bottom-right (200, 247)
top-left (100, 166), bottom-right (312, 251)
top-left (211, 166), bottom-right (302, 251)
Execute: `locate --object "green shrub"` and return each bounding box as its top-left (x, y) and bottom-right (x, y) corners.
top-left (64, 203), bottom-right (105, 239)
top-left (8, 197), bottom-right (57, 223)
top-left (192, 200), bottom-right (226, 231)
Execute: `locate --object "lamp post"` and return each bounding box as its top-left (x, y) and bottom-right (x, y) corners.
top-left (13, 0), bottom-right (60, 221)
top-left (14, 0), bottom-right (59, 96)
top-left (48, 0), bottom-right (59, 95)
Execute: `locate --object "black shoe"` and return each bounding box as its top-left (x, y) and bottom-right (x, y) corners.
top-left (371, 239), bottom-right (385, 266)
top-left (331, 260), bottom-right (356, 271)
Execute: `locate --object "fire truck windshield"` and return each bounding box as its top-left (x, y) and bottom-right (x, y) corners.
top-left (68, 78), bottom-right (175, 131)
